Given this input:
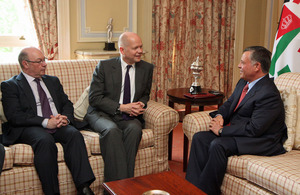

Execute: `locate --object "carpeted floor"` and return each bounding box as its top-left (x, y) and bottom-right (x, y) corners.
top-left (168, 122), bottom-right (186, 178)
top-left (168, 106), bottom-right (217, 179)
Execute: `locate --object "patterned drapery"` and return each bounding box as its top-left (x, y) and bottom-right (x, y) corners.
top-left (152, 0), bottom-right (236, 105)
top-left (29, 0), bottom-right (58, 60)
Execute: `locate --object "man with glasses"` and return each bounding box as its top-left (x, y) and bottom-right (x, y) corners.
top-left (1, 47), bottom-right (95, 195)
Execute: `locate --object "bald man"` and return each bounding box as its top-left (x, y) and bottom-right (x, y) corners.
top-left (85, 32), bottom-right (154, 182)
top-left (1, 47), bottom-right (95, 195)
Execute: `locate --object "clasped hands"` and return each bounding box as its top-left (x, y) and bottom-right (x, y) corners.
top-left (120, 101), bottom-right (145, 116)
top-left (47, 114), bottom-right (69, 129)
top-left (209, 115), bottom-right (224, 136)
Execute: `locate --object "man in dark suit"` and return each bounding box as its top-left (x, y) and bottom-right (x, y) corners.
top-left (0, 143), bottom-right (4, 175)
top-left (1, 47), bottom-right (95, 195)
top-left (85, 32), bottom-right (154, 182)
top-left (186, 46), bottom-right (287, 195)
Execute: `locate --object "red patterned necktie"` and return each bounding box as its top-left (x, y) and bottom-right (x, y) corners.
top-left (234, 84), bottom-right (249, 112)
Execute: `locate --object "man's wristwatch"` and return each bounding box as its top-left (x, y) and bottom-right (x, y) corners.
top-left (218, 128), bottom-right (223, 135)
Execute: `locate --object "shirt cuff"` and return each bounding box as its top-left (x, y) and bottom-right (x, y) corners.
top-left (42, 119), bottom-right (48, 128)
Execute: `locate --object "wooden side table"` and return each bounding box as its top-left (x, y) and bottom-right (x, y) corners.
top-left (167, 88), bottom-right (224, 171)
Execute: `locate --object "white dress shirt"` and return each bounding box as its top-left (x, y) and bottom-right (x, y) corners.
top-left (22, 72), bottom-right (58, 128)
top-left (119, 58), bottom-right (136, 104)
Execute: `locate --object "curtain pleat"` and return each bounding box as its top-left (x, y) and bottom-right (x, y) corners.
top-left (29, 0), bottom-right (58, 60)
top-left (152, 0), bottom-right (236, 105)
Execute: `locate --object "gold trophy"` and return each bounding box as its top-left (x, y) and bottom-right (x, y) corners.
top-left (189, 56), bottom-right (203, 94)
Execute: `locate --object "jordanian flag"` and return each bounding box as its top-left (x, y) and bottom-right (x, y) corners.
top-left (270, 0), bottom-right (300, 78)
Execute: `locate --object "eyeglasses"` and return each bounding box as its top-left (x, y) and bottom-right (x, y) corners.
top-left (25, 58), bottom-right (48, 64)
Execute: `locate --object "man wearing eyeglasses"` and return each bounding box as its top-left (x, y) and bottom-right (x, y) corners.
top-left (1, 47), bottom-right (95, 195)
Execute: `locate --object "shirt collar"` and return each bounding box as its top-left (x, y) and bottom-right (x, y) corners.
top-left (22, 71), bottom-right (39, 83)
top-left (120, 58), bottom-right (135, 70)
top-left (248, 75), bottom-right (266, 92)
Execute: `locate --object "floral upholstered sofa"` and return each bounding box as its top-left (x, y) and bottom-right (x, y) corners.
top-left (0, 59), bottom-right (179, 194)
top-left (183, 72), bottom-right (300, 195)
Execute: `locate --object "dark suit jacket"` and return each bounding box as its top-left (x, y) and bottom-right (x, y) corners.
top-left (1, 73), bottom-right (75, 146)
top-left (213, 75), bottom-right (287, 156)
top-left (86, 57), bottom-right (154, 122)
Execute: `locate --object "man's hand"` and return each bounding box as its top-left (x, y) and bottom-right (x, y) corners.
top-left (55, 114), bottom-right (69, 128)
top-left (209, 115), bottom-right (224, 136)
top-left (120, 102), bottom-right (145, 116)
top-left (46, 114), bottom-right (69, 129)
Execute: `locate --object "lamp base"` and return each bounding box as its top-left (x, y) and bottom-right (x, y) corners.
top-left (104, 42), bottom-right (116, 51)
top-left (190, 86), bottom-right (202, 94)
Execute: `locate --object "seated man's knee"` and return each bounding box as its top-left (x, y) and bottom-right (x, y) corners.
top-left (34, 135), bottom-right (57, 153)
top-left (209, 138), bottom-right (236, 155)
top-left (104, 127), bottom-right (122, 138)
top-left (192, 131), bottom-right (210, 143)
top-left (210, 138), bottom-right (224, 149)
top-left (126, 122), bottom-right (142, 137)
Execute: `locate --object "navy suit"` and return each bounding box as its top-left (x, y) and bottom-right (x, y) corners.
top-left (186, 75), bottom-right (287, 195)
top-left (85, 57), bottom-right (154, 182)
top-left (1, 73), bottom-right (95, 195)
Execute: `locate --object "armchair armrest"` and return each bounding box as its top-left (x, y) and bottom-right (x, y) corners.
top-left (183, 110), bottom-right (215, 142)
top-left (144, 100), bottom-right (179, 135)
top-left (143, 100), bottom-right (179, 171)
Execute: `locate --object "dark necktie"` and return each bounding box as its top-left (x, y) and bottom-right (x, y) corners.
top-left (234, 84), bottom-right (249, 112)
top-left (34, 78), bottom-right (56, 133)
top-left (122, 65), bottom-right (133, 120)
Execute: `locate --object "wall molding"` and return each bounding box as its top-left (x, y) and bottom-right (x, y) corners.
top-left (57, 0), bottom-right (71, 59)
top-left (77, 0), bottom-right (137, 42)
top-left (233, 0), bottom-right (246, 88)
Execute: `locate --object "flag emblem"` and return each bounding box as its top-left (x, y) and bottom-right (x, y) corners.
top-left (270, 0), bottom-right (300, 78)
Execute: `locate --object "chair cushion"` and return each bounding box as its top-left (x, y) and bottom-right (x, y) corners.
top-left (11, 138), bottom-right (91, 165)
top-left (294, 93), bottom-right (300, 149)
top-left (227, 151), bottom-right (300, 194)
top-left (279, 88), bottom-right (297, 152)
top-left (80, 130), bottom-right (101, 154)
top-left (247, 150), bottom-right (300, 195)
top-left (2, 146), bottom-right (13, 170)
top-left (74, 86), bottom-right (90, 121)
top-left (80, 129), bottom-right (154, 154)
top-left (226, 155), bottom-right (263, 179)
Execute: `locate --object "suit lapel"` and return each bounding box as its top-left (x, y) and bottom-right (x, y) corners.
top-left (235, 76), bottom-right (268, 110)
top-left (42, 76), bottom-right (59, 112)
top-left (111, 58), bottom-right (122, 99)
top-left (16, 73), bottom-right (37, 114)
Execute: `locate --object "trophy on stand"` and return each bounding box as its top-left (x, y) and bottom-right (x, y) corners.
top-left (189, 56), bottom-right (203, 94)
top-left (104, 18), bottom-right (116, 51)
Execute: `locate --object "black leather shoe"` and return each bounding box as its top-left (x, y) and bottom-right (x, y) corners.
top-left (77, 186), bottom-right (94, 195)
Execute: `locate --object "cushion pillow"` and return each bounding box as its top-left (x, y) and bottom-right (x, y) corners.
top-left (293, 92), bottom-right (300, 149)
top-left (74, 86), bottom-right (90, 121)
top-left (279, 88), bottom-right (297, 152)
